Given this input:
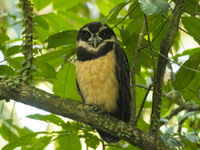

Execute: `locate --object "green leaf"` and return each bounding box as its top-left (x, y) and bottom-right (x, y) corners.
top-left (164, 127), bottom-right (174, 136)
top-left (173, 47), bottom-right (200, 59)
top-left (185, 133), bottom-right (199, 143)
top-left (35, 62), bottom-right (56, 79)
top-left (34, 15), bottom-right (49, 30)
top-left (7, 57), bottom-right (23, 70)
top-left (0, 33), bottom-right (9, 45)
top-left (106, 2), bottom-right (128, 22)
top-left (28, 136), bottom-right (52, 150)
top-left (53, 0), bottom-right (82, 10)
top-left (167, 137), bottom-right (184, 149)
top-left (7, 45), bottom-right (22, 57)
top-left (182, 0), bottom-right (200, 16)
top-left (45, 30), bottom-right (78, 48)
top-left (151, 16), bottom-right (169, 51)
top-left (126, 17), bottom-right (144, 35)
top-left (182, 72), bottom-right (200, 102)
top-left (32, 0), bottom-right (51, 11)
top-left (0, 65), bottom-right (14, 75)
top-left (182, 16), bottom-right (200, 45)
top-left (2, 132), bottom-right (50, 150)
top-left (26, 114), bottom-right (66, 127)
top-left (63, 12), bottom-right (93, 28)
top-left (53, 62), bottom-right (81, 101)
top-left (34, 26), bottom-right (51, 42)
top-left (54, 134), bottom-right (81, 150)
top-left (83, 133), bottom-right (100, 149)
top-left (181, 138), bottom-right (199, 149)
top-left (173, 55), bottom-right (200, 90)
top-left (137, 118), bottom-right (149, 132)
top-left (138, 0), bottom-right (168, 15)
top-left (35, 45), bottom-right (75, 68)
top-left (42, 13), bottom-right (74, 33)
top-left (178, 111), bottom-right (195, 123)
top-left (0, 124), bottom-right (18, 141)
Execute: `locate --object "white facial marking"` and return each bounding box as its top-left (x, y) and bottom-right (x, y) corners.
top-left (77, 35), bottom-right (117, 52)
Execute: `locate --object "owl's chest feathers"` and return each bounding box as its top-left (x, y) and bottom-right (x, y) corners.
top-left (76, 50), bottom-right (119, 113)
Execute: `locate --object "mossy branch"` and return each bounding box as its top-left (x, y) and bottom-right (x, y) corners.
top-left (0, 80), bottom-right (168, 150)
top-left (20, 0), bottom-right (34, 80)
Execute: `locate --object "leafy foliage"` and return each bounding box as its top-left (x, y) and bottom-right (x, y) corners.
top-left (0, 0), bottom-right (200, 149)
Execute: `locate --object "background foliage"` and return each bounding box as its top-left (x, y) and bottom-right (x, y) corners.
top-left (0, 0), bottom-right (200, 149)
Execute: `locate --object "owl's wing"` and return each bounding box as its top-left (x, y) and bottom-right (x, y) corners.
top-left (114, 43), bottom-right (131, 122)
top-left (76, 80), bottom-right (85, 103)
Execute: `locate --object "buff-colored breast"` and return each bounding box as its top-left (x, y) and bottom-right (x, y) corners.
top-left (76, 50), bottom-right (118, 113)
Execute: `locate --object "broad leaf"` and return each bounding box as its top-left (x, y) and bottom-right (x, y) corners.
top-left (35, 62), bottom-right (56, 79)
top-left (6, 45), bottom-right (22, 57)
top-left (174, 55), bottom-right (200, 90)
top-left (2, 132), bottom-right (51, 150)
top-left (42, 13), bottom-right (74, 33)
top-left (83, 133), bottom-right (100, 149)
top-left (45, 30), bottom-right (78, 48)
top-left (0, 34), bottom-right (9, 45)
top-left (54, 134), bottom-right (81, 150)
top-left (185, 133), bottom-right (199, 143)
top-left (138, 0), bottom-right (168, 15)
top-left (0, 124), bottom-right (18, 141)
top-left (53, 0), bottom-right (82, 10)
top-left (173, 47), bottom-right (200, 58)
top-left (182, 0), bottom-right (200, 16)
top-left (182, 16), bottom-right (200, 45)
top-left (35, 45), bottom-right (75, 68)
top-left (182, 72), bottom-right (200, 102)
top-left (26, 114), bottom-right (66, 127)
top-left (53, 62), bottom-right (81, 101)
top-left (0, 65), bottom-right (14, 75)
top-left (32, 0), bottom-right (51, 11)
top-left (7, 57), bottom-right (23, 70)
top-left (103, 2), bottom-right (128, 23)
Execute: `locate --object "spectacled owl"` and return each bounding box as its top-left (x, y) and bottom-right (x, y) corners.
top-left (76, 22), bottom-right (131, 142)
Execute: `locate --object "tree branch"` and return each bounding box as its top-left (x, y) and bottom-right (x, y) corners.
top-left (160, 104), bottom-right (200, 126)
top-left (20, 0), bottom-right (34, 80)
top-left (150, 0), bottom-right (185, 133)
top-left (0, 80), bottom-right (168, 150)
top-left (130, 21), bottom-right (146, 125)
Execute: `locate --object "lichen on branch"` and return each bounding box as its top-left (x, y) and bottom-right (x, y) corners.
top-left (0, 80), bottom-right (168, 150)
top-left (20, 0), bottom-right (34, 81)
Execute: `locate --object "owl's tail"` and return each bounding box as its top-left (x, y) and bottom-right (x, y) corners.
top-left (97, 129), bottom-right (120, 143)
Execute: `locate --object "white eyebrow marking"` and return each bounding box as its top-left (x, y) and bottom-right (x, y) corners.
top-left (98, 26), bottom-right (107, 32)
top-left (82, 27), bottom-right (90, 32)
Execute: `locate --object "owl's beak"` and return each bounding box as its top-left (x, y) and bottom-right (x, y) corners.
top-left (89, 36), bottom-right (102, 48)
top-left (92, 37), bottom-right (98, 48)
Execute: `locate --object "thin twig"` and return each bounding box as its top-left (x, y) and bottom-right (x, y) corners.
top-left (112, 3), bottom-right (139, 28)
top-left (144, 14), bottom-right (156, 80)
top-left (136, 84), bottom-right (181, 101)
top-left (102, 140), bottom-right (105, 150)
top-left (136, 85), bottom-right (153, 124)
top-left (130, 21), bottom-right (146, 125)
top-left (8, 102), bottom-right (16, 141)
top-left (160, 104), bottom-right (200, 126)
top-left (137, 18), bottom-right (169, 51)
top-left (152, 49), bottom-right (200, 73)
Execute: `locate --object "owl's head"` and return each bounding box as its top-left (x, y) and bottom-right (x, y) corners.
top-left (76, 22), bottom-right (116, 51)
